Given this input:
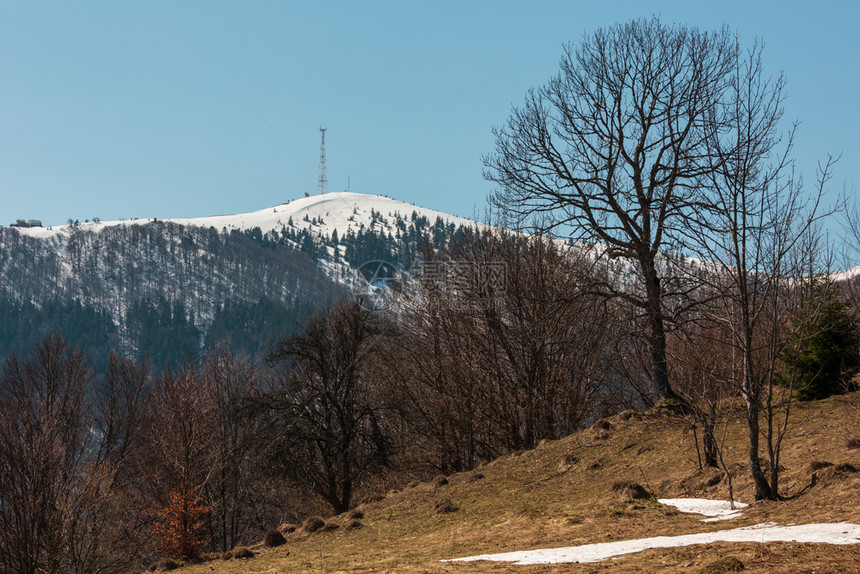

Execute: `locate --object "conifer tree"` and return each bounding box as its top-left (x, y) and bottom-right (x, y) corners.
top-left (779, 279), bottom-right (860, 400)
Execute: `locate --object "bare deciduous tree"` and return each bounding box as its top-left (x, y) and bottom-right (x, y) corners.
top-left (388, 229), bottom-right (620, 473)
top-left (690, 40), bottom-right (836, 499)
top-left (137, 346), bottom-right (280, 555)
top-left (0, 335), bottom-right (149, 574)
top-left (200, 345), bottom-right (268, 552)
top-left (265, 300), bottom-right (394, 514)
top-left (140, 365), bottom-right (218, 508)
top-left (668, 316), bottom-right (737, 469)
top-left (484, 18), bottom-right (740, 402)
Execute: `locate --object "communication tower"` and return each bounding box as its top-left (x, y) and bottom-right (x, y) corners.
top-left (318, 126), bottom-right (327, 195)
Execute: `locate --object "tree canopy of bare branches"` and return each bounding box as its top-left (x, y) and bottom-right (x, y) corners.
top-left (265, 300), bottom-right (394, 514)
top-left (388, 229), bottom-right (621, 473)
top-left (0, 335), bottom-right (150, 574)
top-left (484, 18), bottom-right (741, 402)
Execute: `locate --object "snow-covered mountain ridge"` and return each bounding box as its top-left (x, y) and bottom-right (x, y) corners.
top-left (15, 192), bottom-right (481, 242)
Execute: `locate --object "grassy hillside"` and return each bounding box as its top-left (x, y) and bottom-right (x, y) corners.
top-left (173, 393), bottom-right (860, 573)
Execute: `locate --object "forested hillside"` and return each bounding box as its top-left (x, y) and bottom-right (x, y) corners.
top-left (0, 193), bottom-right (477, 368)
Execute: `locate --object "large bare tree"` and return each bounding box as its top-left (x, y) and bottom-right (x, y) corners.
top-left (484, 18), bottom-right (739, 402)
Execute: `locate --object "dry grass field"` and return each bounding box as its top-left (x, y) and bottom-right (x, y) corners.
top-left (172, 392), bottom-right (860, 573)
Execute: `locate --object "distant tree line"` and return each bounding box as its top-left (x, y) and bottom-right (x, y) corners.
top-left (0, 206), bottom-right (471, 373)
top-left (0, 297), bottom-right (118, 371)
top-left (0, 295), bottom-right (323, 373)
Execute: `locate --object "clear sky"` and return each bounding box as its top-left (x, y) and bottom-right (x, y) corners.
top-left (1, 1), bottom-right (858, 228)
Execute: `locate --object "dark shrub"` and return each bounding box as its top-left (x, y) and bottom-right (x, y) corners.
top-left (434, 498), bottom-right (458, 514)
top-left (705, 473), bottom-right (723, 487)
top-left (592, 419), bottom-right (612, 430)
top-left (433, 475), bottom-right (449, 487)
top-left (264, 529), bottom-right (287, 547)
top-left (696, 555), bottom-right (745, 573)
top-left (807, 460), bottom-right (833, 472)
top-left (557, 455), bottom-right (578, 472)
top-left (347, 510), bottom-right (364, 520)
top-left (617, 410), bottom-right (639, 421)
top-left (302, 516), bottom-right (326, 533)
top-left (611, 481), bottom-right (652, 500)
top-left (233, 547), bottom-right (254, 559)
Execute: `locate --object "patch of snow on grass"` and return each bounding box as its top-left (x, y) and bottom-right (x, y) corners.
top-left (658, 498), bottom-right (748, 521)
top-left (446, 523), bottom-right (860, 565)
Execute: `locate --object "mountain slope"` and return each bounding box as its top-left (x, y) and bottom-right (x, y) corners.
top-left (176, 393), bottom-right (860, 573)
top-left (0, 193), bottom-right (481, 364)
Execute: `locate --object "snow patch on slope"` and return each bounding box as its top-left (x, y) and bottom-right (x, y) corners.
top-left (446, 522), bottom-right (860, 565)
top-left (659, 498), bottom-right (748, 522)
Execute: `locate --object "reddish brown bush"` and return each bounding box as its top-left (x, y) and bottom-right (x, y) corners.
top-left (152, 486), bottom-right (210, 560)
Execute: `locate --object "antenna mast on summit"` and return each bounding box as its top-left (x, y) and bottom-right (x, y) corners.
top-left (317, 126), bottom-right (327, 195)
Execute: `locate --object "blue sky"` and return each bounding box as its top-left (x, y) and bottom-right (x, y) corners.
top-left (1, 1), bottom-right (857, 228)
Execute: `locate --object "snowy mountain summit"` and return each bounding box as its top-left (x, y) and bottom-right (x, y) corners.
top-left (176, 192), bottom-right (480, 238)
top-left (14, 192), bottom-right (479, 241)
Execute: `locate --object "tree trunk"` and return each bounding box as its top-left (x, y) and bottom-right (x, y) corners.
top-left (742, 347), bottom-right (775, 500)
top-left (703, 403), bottom-right (718, 468)
top-left (642, 258), bottom-right (675, 402)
